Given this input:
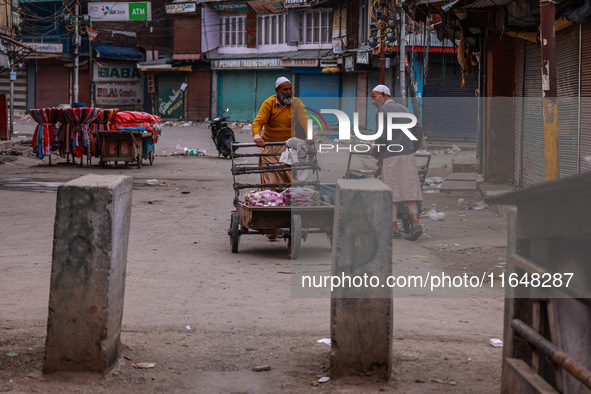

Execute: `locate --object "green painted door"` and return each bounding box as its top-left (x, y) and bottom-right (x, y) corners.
top-left (156, 73), bottom-right (185, 119)
top-left (220, 71), bottom-right (255, 121)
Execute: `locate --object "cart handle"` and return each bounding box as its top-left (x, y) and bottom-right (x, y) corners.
top-left (232, 141), bottom-right (285, 148)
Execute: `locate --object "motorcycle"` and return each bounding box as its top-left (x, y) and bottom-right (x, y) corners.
top-left (210, 107), bottom-right (237, 158)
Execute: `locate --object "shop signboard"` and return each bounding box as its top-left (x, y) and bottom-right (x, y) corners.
top-left (165, 3), bottom-right (196, 14)
top-left (22, 42), bottom-right (63, 53)
top-left (211, 58), bottom-right (282, 69)
top-left (94, 61), bottom-right (143, 107)
top-left (88, 2), bottom-right (152, 21)
top-left (211, 2), bottom-right (247, 12)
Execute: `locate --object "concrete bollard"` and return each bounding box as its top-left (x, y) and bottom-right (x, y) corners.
top-left (44, 174), bottom-right (133, 373)
top-left (330, 178), bottom-right (393, 381)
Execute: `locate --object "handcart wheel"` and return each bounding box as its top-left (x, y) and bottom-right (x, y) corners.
top-left (230, 212), bottom-right (240, 253)
top-left (136, 153), bottom-right (142, 169)
top-left (148, 150), bottom-right (154, 165)
top-left (288, 214), bottom-right (302, 259)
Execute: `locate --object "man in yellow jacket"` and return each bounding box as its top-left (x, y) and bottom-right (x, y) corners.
top-left (252, 76), bottom-right (310, 188)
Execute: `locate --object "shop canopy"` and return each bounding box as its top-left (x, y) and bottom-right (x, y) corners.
top-left (94, 45), bottom-right (143, 60)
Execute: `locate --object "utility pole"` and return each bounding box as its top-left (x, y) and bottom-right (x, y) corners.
top-left (89, 21), bottom-right (94, 107)
top-left (539, 0), bottom-right (558, 180)
top-left (9, 63), bottom-right (14, 139)
top-left (73, 3), bottom-right (80, 104)
top-left (399, 10), bottom-right (406, 105)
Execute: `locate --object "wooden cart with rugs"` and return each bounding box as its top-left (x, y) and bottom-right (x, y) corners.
top-left (228, 141), bottom-right (334, 259)
top-left (97, 111), bottom-right (161, 168)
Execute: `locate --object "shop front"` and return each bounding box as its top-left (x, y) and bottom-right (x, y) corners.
top-left (212, 57), bottom-right (289, 122)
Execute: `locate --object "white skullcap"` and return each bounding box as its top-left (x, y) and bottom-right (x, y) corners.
top-left (372, 84), bottom-right (391, 96)
top-left (275, 76), bottom-right (290, 88)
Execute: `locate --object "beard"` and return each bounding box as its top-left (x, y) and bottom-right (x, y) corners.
top-left (278, 91), bottom-right (293, 105)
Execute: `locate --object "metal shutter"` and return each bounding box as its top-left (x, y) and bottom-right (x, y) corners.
top-left (522, 26), bottom-right (580, 185)
top-left (513, 39), bottom-right (525, 186)
top-left (580, 23), bottom-right (591, 173)
top-left (556, 25), bottom-right (579, 178)
top-left (187, 69), bottom-right (211, 121)
top-left (522, 41), bottom-right (545, 186)
top-left (219, 71), bottom-right (255, 121)
top-left (423, 53), bottom-right (479, 142)
top-left (298, 72), bottom-right (341, 125)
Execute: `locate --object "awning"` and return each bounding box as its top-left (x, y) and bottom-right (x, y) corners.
top-left (139, 64), bottom-right (193, 72)
top-left (94, 45), bottom-right (143, 60)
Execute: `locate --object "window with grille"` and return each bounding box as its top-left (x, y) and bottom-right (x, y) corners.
top-left (359, 3), bottom-right (368, 45)
top-left (298, 10), bottom-right (333, 44)
top-left (257, 14), bottom-right (286, 46)
top-left (219, 15), bottom-right (246, 47)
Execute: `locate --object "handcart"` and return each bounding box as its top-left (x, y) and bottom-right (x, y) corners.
top-left (97, 111), bottom-right (161, 168)
top-left (228, 142), bottom-right (334, 259)
top-left (344, 150), bottom-right (431, 233)
top-left (97, 128), bottom-right (152, 168)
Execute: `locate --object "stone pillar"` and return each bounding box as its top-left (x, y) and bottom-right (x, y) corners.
top-left (330, 178), bottom-right (393, 380)
top-left (44, 174), bottom-right (133, 373)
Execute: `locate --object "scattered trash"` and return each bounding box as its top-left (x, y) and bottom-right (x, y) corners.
top-left (412, 255), bottom-right (429, 259)
top-left (427, 208), bottom-right (446, 221)
top-left (457, 198), bottom-right (465, 204)
top-left (181, 121), bottom-right (193, 127)
top-left (451, 144), bottom-right (461, 154)
top-left (1, 148), bottom-right (22, 156)
top-left (311, 381), bottom-right (319, 386)
top-left (424, 177), bottom-right (444, 186)
top-left (318, 376), bottom-right (330, 383)
top-left (429, 377), bottom-right (457, 386)
top-left (490, 338), bottom-right (503, 348)
top-left (415, 378), bottom-right (426, 383)
top-left (185, 325), bottom-right (191, 330)
top-left (317, 338), bottom-right (331, 346)
top-left (242, 124), bottom-right (252, 131)
top-left (395, 336), bottom-right (404, 340)
top-left (252, 365), bottom-right (271, 372)
top-left (5, 350), bottom-right (19, 357)
top-left (132, 362), bottom-right (155, 369)
top-left (112, 371), bottom-right (120, 376)
top-left (124, 355), bottom-right (133, 361)
top-left (424, 190), bottom-right (440, 194)
top-left (474, 200), bottom-right (489, 210)
top-left (145, 179), bottom-right (158, 185)
top-left (459, 320), bottom-right (469, 323)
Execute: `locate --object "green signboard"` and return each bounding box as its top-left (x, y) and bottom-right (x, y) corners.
top-left (211, 2), bottom-right (248, 12)
top-left (157, 73), bottom-right (185, 119)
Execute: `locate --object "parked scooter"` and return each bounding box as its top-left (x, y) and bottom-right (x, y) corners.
top-left (209, 108), bottom-right (237, 158)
